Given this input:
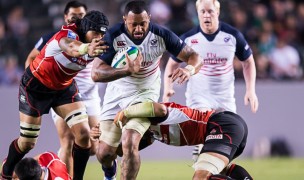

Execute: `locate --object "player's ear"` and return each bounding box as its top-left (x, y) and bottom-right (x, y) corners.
top-left (123, 15), bottom-right (127, 24)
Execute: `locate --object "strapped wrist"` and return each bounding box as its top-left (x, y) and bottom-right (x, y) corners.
top-left (78, 43), bottom-right (89, 55)
top-left (185, 65), bottom-right (195, 76)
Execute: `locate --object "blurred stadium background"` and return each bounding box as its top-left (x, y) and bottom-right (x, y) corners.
top-left (0, 0), bottom-right (304, 179)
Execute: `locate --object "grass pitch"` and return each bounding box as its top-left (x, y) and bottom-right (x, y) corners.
top-left (85, 158), bottom-right (304, 180)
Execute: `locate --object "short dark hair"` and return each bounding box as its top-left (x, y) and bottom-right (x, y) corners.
top-left (64, 1), bottom-right (87, 15)
top-left (124, 0), bottom-right (150, 15)
top-left (14, 157), bottom-right (42, 180)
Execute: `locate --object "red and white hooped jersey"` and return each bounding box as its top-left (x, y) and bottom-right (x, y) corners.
top-left (151, 102), bottom-right (215, 146)
top-left (38, 152), bottom-right (71, 180)
top-left (30, 24), bottom-right (93, 90)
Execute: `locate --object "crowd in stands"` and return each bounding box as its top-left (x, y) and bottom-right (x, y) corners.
top-left (0, 0), bottom-right (303, 86)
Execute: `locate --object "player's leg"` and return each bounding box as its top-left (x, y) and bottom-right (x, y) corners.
top-left (224, 163), bottom-right (253, 180)
top-left (52, 109), bottom-right (74, 177)
top-left (84, 97), bottom-right (102, 155)
top-left (1, 68), bottom-right (48, 179)
top-left (1, 113), bottom-right (41, 179)
top-left (193, 152), bottom-right (229, 180)
top-left (54, 101), bottom-right (91, 180)
top-left (120, 117), bottom-right (151, 180)
top-left (88, 115), bottom-right (99, 155)
top-left (193, 111), bottom-right (249, 180)
top-left (97, 120), bottom-right (121, 180)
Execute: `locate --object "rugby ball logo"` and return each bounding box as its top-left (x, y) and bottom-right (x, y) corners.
top-left (111, 46), bottom-right (139, 68)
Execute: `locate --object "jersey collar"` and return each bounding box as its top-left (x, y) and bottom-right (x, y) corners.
top-left (200, 22), bottom-right (221, 42)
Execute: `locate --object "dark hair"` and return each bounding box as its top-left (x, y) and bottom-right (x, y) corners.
top-left (64, 1), bottom-right (87, 15)
top-left (124, 0), bottom-right (150, 15)
top-left (14, 158), bottom-right (42, 180)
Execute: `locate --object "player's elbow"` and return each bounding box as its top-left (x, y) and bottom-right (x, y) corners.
top-left (91, 70), bottom-right (104, 82)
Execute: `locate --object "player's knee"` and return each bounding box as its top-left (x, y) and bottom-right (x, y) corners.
top-left (192, 170), bottom-right (210, 180)
top-left (121, 129), bottom-right (141, 154)
top-left (96, 152), bottom-right (116, 165)
top-left (76, 128), bottom-right (91, 146)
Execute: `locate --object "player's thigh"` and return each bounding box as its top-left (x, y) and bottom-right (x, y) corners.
top-left (99, 120), bottom-right (122, 148)
top-left (53, 101), bottom-right (86, 118)
top-left (203, 111), bottom-right (248, 160)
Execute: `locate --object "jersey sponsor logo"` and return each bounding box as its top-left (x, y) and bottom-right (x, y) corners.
top-left (210, 128), bottom-right (217, 134)
top-left (150, 39), bottom-right (158, 46)
top-left (206, 134), bottom-right (223, 141)
top-left (117, 41), bottom-right (126, 47)
top-left (20, 95), bottom-right (26, 103)
top-left (224, 37), bottom-right (231, 42)
top-left (67, 30), bottom-right (77, 39)
top-left (191, 39), bottom-right (198, 44)
top-left (204, 53), bottom-right (228, 65)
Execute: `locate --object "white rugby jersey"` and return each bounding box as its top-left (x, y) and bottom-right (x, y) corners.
top-left (99, 22), bottom-right (185, 90)
top-left (173, 22), bottom-right (252, 112)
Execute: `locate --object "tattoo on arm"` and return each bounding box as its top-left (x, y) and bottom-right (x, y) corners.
top-left (177, 45), bottom-right (197, 62)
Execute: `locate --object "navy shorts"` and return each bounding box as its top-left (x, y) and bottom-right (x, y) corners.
top-left (19, 68), bottom-right (82, 117)
top-left (201, 111), bottom-right (248, 161)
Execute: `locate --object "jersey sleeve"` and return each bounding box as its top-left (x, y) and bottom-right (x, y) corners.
top-left (235, 30), bottom-right (252, 61)
top-left (162, 28), bottom-right (186, 57)
top-left (55, 25), bottom-right (79, 44)
top-left (98, 31), bottom-right (116, 65)
top-left (35, 32), bottom-right (55, 51)
top-left (170, 33), bottom-right (188, 63)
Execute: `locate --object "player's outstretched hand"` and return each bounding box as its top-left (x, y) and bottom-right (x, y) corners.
top-left (114, 111), bottom-right (128, 129)
top-left (90, 123), bottom-right (101, 141)
top-left (171, 67), bottom-right (191, 84)
top-left (244, 91), bottom-right (259, 113)
top-left (124, 50), bottom-right (143, 74)
top-left (87, 38), bottom-right (109, 57)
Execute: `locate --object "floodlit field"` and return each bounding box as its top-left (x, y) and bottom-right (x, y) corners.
top-left (85, 158), bottom-right (304, 180)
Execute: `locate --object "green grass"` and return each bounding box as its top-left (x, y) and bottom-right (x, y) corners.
top-left (85, 158), bottom-right (304, 180)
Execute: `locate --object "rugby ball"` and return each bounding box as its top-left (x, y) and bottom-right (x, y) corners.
top-left (111, 46), bottom-right (139, 68)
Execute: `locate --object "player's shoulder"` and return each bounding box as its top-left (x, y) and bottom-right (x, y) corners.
top-left (180, 26), bottom-right (200, 40)
top-left (149, 22), bottom-right (174, 37)
top-left (219, 21), bottom-right (242, 37)
top-left (107, 22), bottom-right (125, 38)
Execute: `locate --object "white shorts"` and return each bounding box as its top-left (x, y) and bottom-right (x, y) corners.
top-left (100, 83), bottom-right (160, 120)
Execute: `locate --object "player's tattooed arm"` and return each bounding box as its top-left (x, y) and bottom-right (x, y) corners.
top-left (176, 45), bottom-right (197, 62)
top-left (171, 45), bottom-right (202, 84)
